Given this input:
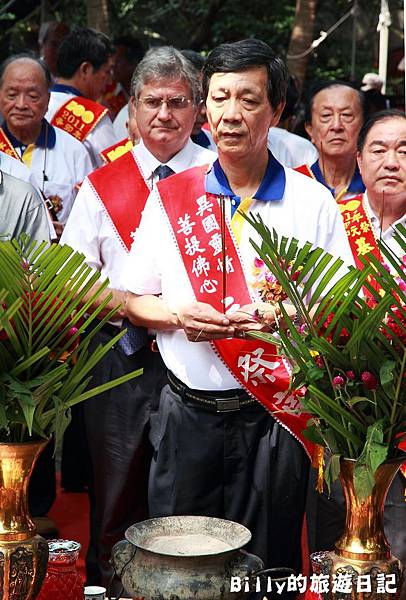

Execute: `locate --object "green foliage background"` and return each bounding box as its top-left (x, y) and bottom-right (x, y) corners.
top-left (0, 0), bottom-right (404, 95)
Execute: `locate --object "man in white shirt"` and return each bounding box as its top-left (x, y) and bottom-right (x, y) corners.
top-left (0, 55), bottom-right (93, 234)
top-left (60, 46), bottom-right (215, 592)
top-left (123, 39), bottom-right (353, 576)
top-left (307, 109), bottom-right (406, 571)
top-left (46, 26), bottom-right (116, 169)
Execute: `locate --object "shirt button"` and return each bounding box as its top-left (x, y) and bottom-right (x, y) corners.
top-left (231, 199), bottom-right (235, 205)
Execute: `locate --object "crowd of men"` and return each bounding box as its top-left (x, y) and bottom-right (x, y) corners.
top-left (0, 23), bottom-right (405, 597)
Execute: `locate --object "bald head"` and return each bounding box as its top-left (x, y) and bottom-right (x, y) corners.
top-left (0, 55), bottom-right (51, 89)
top-left (0, 55), bottom-right (51, 143)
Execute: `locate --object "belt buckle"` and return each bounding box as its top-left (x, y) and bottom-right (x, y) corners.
top-left (216, 398), bottom-right (240, 413)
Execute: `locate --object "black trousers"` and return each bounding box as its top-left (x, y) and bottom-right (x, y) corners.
top-left (83, 328), bottom-right (166, 592)
top-left (149, 384), bottom-right (310, 574)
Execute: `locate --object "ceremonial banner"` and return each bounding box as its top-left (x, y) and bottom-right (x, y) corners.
top-left (157, 165), bottom-right (313, 458)
top-left (100, 138), bottom-right (133, 164)
top-left (0, 128), bottom-right (21, 161)
top-left (51, 97), bottom-right (108, 142)
top-left (88, 151), bottom-right (149, 252)
top-left (337, 195), bottom-right (383, 268)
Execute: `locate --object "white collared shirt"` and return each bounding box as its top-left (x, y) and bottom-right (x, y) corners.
top-left (12, 126), bottom-right (93, 224)
top-left (60, 139), bottom-right (215, 291)
top-left (122, 164), bottom-right (354, 391)
top-left (46, 91), bottom-right (117, 169)
top-left (363, 193), bottom-right (406, 258)
top-left (267, 128), bottom-right (318, 168)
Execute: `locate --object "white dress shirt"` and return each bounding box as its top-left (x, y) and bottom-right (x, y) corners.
top-left (268, 128), bottom-right (318, 168)
top-left (363, 192), bottom-right (406, 258)
top-left (113, 104), bottom-right (129, 141)
top-left (60, 138), bottom-right (216, 293)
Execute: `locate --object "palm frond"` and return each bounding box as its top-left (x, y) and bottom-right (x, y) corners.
top-left (0, 237), bottom-right (140, 443)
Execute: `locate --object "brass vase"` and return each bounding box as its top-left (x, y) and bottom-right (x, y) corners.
top-left (0, 441), bottom-right (49, 599)
top-left (315, 457), bottom-right (404, 600)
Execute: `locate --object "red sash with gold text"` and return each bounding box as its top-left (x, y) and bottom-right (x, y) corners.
top-left (51, 97), bottom-right (108, 143)
top-left (100, 138), bottom-right (133, 164)
top-left (157, 165), bottom-right (313, 457)
top-left (338, 195), bottom-right (406, 475)
top-left (88, 151), bottom-right (149, 252)
top-left (0, 128), bottom-right (21, 161)
top-left (337, 195), bottom-right (383, 268)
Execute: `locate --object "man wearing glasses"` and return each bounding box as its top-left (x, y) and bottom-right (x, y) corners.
top-left (60, 46), bottom-right (215, 592)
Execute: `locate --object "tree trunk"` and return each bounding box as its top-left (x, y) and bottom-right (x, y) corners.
top-left (86, 0), bottom-right (109, 35)
top-left (287, 0), bottom-right (318, 89)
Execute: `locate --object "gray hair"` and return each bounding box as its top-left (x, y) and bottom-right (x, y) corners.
top-left (131, 46), bottom-right (201, 105)
top-left (0, 54), bottom-right (51, 89)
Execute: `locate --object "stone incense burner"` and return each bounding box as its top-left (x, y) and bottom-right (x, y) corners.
top-left (111, 515), bottom-right (264, 600)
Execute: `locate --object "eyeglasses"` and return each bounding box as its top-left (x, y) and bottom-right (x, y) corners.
top-left (137, 96), bottom-right (192, 110)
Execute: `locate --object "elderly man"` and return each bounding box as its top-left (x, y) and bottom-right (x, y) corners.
top-left (123, 39), bottom-right (353, 574)
top-left (46, 27), bottom-right (116, 169)
top-left (0, 55), bottom-right (93, 233)
top-left (297, 80), bottom-right (366, 201)
top-left (60, 46), bottom-right (215, 590)
top-left (307, 109), bottom-right (406, 570)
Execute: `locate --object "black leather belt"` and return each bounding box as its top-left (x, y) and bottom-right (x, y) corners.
top-left (167, 370), bottom-right (256, 413)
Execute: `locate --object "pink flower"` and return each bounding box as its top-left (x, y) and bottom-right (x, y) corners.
top-left (315, 356), bottom-right (324, 369)
top-left (254, 257), bottom-right (264, 269)
top-left (361, 371), bottom-right (378, 391)
top-left (333, 375), bottom-right (345, 387)
top-left (346, 370), bottom-right (356, 380)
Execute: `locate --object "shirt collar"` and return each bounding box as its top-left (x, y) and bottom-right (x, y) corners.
top-left (205, 151), bottom-right (286, 201)
top-left (3, 119), bottom-right (56, 150)
top-left (310, 159), bottom-right (365, 196)
top-left (136, 138), bottom-right (198, 179)
top-left (363, 192), bottom-right (406, 233)
top-left (51, 83), bottom-right (83, 97)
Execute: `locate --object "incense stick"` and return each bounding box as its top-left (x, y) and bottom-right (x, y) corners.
top-left (219, 194), bottom-right (227, 314)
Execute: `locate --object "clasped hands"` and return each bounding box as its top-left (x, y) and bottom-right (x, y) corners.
top-left (176, 301), bottom-right (291, 343)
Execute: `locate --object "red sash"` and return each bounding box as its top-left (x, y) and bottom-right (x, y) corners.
top-left (51, 96), bottom-right (108, 142)
top-left (338, 194), bottom-right (406, 476)
top-left (336, 195), bottom-right (383, 268)
top-left (295, 164), bottom-right (314, 179)
top-left (156, 165), bottom-right (313, 457)
top-left (0, 128), bottom-right (21, 161)
top-left (88, 151), bottom-right (149, 252)
top-left (100, 138), bottom-right (133, 164)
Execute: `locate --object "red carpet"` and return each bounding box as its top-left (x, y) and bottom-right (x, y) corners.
top-left (48, 474), bottom-right (89, 580)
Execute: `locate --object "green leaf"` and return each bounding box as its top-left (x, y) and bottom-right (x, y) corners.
top-left (348, 396), bottom-right (375, 407)
top-left (380, 361), bottom-right (396, 387)
top-left (354, 420), bottom-right (389, 499)
top-left (303, 424), bottom-right (325, 445)
top-left (324, 453), bottom-right (341, 493)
